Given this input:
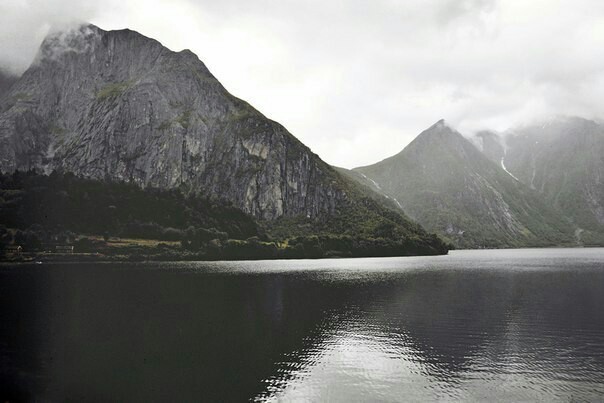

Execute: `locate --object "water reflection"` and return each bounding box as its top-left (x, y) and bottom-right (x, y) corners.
top-left (1, 249), bottom-right (604, 401)
top-left (253, 250), bottom-right (604, 401)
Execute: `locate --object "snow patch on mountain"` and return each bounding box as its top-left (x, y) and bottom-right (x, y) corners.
top-left (500, 156), bottom-right (519, 181)
top-left (360, 173), bottom-right (382, 190)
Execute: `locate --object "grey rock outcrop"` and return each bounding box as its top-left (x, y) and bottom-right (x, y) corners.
top-left (0, 69), bottom-right (18, 98)
top-left (0, 24), bottom-right (345, 220)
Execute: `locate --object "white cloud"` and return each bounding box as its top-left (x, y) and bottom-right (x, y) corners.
top-left (1, 0), bottom-right (604, 167)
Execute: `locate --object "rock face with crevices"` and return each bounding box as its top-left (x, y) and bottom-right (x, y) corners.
top-left (0, 69), bottom-right (17, 98)
top-left (495, 117), bottom-right (604, 242)
top-left (0, 24), bottom-right (346, 220)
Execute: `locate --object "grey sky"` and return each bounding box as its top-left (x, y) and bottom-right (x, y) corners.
top-left (2, 0), bottom-right (604, 168)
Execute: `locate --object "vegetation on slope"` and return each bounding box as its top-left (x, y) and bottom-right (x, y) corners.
top-left (353, 122), bottom-right (579, 249)
top-left (266, 157), bottom-right (450, 255)
top-left (0, 170), bottom-right (449, 260)
top-left (503, 118), bottom-right (604, 244)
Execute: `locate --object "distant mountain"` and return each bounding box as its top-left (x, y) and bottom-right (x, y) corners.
top-left (0, 24), bottom-right (447, 254)
top-left (353, 120), bottom-right (576, 248)
top-left (498, 117), bottom-right (604, 245)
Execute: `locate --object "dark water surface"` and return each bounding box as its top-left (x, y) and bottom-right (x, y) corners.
top-left (1, 248), bottom-right (604, 401)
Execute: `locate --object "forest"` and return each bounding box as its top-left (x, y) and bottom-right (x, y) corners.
top-left (0, 171), bottom-right (448, 260)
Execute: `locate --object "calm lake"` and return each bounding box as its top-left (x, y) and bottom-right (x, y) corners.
top-left (1, 248), bottom-right (604, 401)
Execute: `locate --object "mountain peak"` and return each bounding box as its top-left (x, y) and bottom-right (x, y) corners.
top-left (425, 118), bottom-right (458, 133)
top-left (414, 119), bottom-right (462, 145)
top-left (33, 23), bottom-right (169, 69)
top-left (431, 118), bottom-right (447, 128)
top-left (35, 23), bottom-right (102, 64)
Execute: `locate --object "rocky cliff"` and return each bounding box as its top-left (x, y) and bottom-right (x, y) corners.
top-left (0, 69), bottom-right (17, 98)
top-left (0, 24), bottom-right (347, 221)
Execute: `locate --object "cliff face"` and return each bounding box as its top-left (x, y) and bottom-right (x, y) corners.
top-left (0, 69), bottom-right (18, 98)
top-left (353, 120), bottom-right (575, 248)
top-left (0, 24), bottom-right (344, 220)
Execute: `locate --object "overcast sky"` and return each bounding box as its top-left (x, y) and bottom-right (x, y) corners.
top-left (2, 0), bottom-right (604, 168)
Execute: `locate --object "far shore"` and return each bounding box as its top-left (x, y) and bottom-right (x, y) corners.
top-left (5, 245), bottom-right (604, 265)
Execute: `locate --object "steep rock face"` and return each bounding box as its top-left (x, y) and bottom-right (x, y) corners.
top-left (0, 24), bottom-right (344, 220)
top-left (353, 120), bottom-right (575, 248)
top-left (0, 69), bottom-right (18, 98)
top-left (502, 117), bottom-right (604, 239)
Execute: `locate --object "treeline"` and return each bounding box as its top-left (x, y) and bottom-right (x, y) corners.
top-left (0, 170), bottom-right (261, 241)
top-left (208, 234), bottom-right (447, 260)
top-left (0, 171), bottom-right (449, 259)
top-left (174, 234), bottom-right (446, 260)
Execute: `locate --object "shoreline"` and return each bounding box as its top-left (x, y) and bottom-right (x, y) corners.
top-left (0, 249), bottom-right (450, 264)
top-left (4, 245), bottom-right (603, 264)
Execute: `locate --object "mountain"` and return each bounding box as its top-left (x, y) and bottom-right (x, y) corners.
top-left (471, 130), bottom-right (505, 165)
top-left (0, 24), bottom-right (330, 220)
top-left (0, 69), bottom-right (18, 98)
top-left (496, 117), bottom-right (604, 245)
top-left (353, 120), bottom-right (576, 248)
top-left (0, 24), bottom-right (447, 254)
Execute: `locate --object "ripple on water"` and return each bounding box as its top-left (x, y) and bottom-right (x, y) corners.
top-left (254, 249), bottom-right (604, 402)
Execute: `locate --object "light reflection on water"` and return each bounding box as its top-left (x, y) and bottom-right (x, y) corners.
top-left (1, 248), bottom-right (604, 401)
top-left (252, 249), bottom-right (604, 402)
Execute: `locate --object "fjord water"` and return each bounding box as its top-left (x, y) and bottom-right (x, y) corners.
top-left (1, 249), bottom-right (604, 401)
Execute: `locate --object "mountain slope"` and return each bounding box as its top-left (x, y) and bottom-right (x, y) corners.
top-left (471, 130), bottom-right (505, 165)
top-left (501, 117), bottom-right (604, 244)
top-left (0, 24), bottom-right (335, 220)
top-left (0, 69), bottom-right (18, 98)
top-left (353, 120), bottom-right (575, 248)
top-left (0, 24), bottom-right (447, 254)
